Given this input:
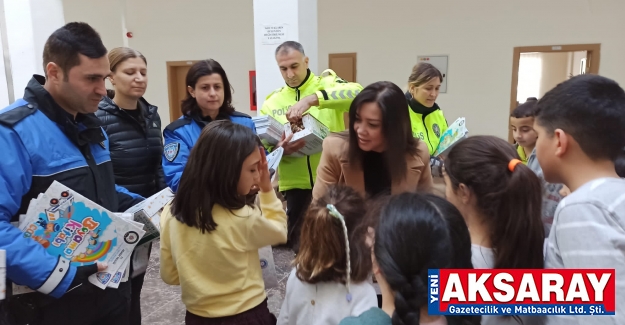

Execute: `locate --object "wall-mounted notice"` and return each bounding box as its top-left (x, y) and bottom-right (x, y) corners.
top-left (262, 24), bottom-right (287, 45)
top-left (417, 55), bottom-right (449, 93)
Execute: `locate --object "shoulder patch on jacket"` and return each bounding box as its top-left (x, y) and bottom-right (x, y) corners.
top-left (320, 69), bottom-right (337, 78)
top-left (165, 118), bottom-right (192, 132)
top-left (0, 101), bottom-right (38, 127)
top-left (265, 87), bottom-right (284, 100)
top-left (320, 69), bottom-right (347, 83)
top-left (163, 142), bottom-right (180, 162)
top-left (230, 111), bottom-right (252, 119)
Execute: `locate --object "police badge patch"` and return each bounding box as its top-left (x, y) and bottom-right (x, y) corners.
top-left (433, 124), bottom-right (441, 138)
top-left (164, 142), bottom-right (180, 162)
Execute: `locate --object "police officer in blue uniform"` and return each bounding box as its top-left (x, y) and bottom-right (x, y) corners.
top-left (163, 59), bottom-right (256, 192)
top-left (0, 23), bottom-right (143, 325)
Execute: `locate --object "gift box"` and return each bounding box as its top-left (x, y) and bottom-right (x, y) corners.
top-left (284, 114), bottom-right (330, 157)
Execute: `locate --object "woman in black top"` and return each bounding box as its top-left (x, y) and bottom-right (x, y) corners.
top-left (95, 47), bottom-right (165, 325)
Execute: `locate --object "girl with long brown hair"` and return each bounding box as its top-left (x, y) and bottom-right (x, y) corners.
top-left (277, 185), bottom-right (377, 325)
top-left (160, 120), bottom-right (287, 324)
top-left (443, 135), bottom-right (545, 325)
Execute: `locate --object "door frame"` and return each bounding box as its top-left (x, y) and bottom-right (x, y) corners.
top-left (166, 60), bottom-right (199, 123)
top-left (508, 43), bottom-right (601, 143)
top-left (328, 53), bottom-right (357, 129)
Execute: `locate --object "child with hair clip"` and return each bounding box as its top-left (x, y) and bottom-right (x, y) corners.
top-left (159, 120), bottom-right (287, 325)
top-left (443, 135), bottom-right (545, 325)
top-left (277, 185), bottom-right (377, 325)
top-left (340, 192), bottom-right (480, 325)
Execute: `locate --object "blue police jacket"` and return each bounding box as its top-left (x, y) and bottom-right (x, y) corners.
top-left (0, 76), bottom-right (143, 298)
top-left (162, 112), bottom-right (256, 192)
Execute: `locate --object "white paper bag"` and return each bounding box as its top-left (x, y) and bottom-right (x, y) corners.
top-left (259, 246), bottom-right (278, 289)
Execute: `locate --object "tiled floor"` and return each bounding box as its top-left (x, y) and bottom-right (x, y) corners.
top-left (140, 241), bottom-right (295, 324)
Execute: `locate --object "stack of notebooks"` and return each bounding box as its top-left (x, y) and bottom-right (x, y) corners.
top-left (253, 115), bottom-right (283, 145)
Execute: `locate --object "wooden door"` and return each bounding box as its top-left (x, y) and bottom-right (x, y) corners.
top-left (167, 61), bottom-right (198, 122)
top-left (329, 53), bottom-right (357, 129)
top-left (509, 44), bottom-right (600, 143)
top-left (329, 53), bottom-right (357, 82)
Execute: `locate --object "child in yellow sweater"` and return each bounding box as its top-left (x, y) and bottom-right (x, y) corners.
top-left (159, 120), bottom-right (287, 324)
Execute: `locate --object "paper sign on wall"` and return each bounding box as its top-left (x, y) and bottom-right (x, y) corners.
top-left (262, 24), bottom-right (288, 45)
top-left (417, 55), bottom-right (449, 93)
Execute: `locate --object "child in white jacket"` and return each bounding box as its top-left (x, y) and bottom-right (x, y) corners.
top-left (277, 186), bottom-right (377, 325)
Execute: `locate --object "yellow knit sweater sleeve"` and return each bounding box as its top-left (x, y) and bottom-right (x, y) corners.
top-left (245, 190), bottom-right (288, 250)
top-left (159, 204), bottom-right (180, 285)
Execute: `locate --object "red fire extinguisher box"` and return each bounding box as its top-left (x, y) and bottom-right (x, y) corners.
top-left (249, 71), bottom-right (257, 111)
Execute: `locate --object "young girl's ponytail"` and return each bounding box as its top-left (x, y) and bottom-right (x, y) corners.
top-left (445, 136), bottom-right (544, 269)
top-left (294, 186), bottom-right (371, 288)
top-left (496, 159), bottom-right (545, 269)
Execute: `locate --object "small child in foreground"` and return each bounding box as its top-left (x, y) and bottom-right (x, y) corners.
top-left (277, 185), bottom-right (377, 325)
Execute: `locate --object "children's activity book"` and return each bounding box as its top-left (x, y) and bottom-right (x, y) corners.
top-left (19, 181), bottom-right (145, 289)
top-left (433, 117), bottom-right (469, 158)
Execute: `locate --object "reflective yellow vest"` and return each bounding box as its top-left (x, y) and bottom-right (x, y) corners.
top-left (408, 104), bottom-right (448, 156)
top-left (516, 144), bottom-right (529, 164)
top-left (259, 69), bottom-right (363, 191)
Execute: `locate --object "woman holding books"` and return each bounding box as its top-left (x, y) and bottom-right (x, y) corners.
top-left (312, 81), bottom-right (433, 202)
top-left (162, 59), bottom-right (256, 193)
top-left (96, 47), bottom-right (166, 325)
top-left (406, 62), bottom-right (448, 156)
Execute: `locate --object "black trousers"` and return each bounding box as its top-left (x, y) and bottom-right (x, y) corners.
top-left (6, 281), bottom-right (131, 325)
top-left (130, 272), bottom-right (146, 325)
top-left (283, 189), bottom-right (312, 254)
top-left (129, 242), bottom-right (152, 325)
top-left (185, 299), bottom-right (276, 325)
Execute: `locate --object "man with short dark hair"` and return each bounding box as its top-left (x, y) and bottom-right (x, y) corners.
top-left (535, 74), bottom-right (625, 324)
top-left (0, 22), bottom-right (142, 325)
top-left (259, 41), bottom-right (362, 252)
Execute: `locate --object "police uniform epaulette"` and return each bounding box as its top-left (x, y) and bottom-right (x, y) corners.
top-left (165, 117), bottom-right (192, 132)
top-left (265, 87), bottom-right (284, 100)
top-left (0, 102), bottom-right (38, 127)
top-left (320, 69), bottom-right (347, 83)
top-left (230, 111), bottom-right (252, 119)
top-left (320, 69), bottom-right (337, 77)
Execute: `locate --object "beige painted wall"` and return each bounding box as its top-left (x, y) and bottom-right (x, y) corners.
top-left (62, 0), bottom-right (625, 138)
top-left (538, 52), bottom-right (569, 98)
top-left (318, 0), bottom-right (625, 139)
top-left (63, 0), bottom-right (256, 125)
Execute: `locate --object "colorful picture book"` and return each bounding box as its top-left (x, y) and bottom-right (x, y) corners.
top-left (433, 117), bottom-right (469, 157)
top-left (18, 181), bottom-right (145, 290)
